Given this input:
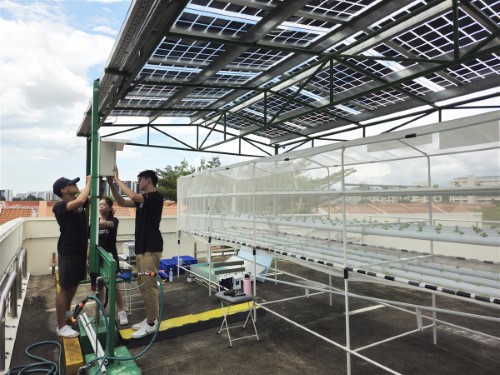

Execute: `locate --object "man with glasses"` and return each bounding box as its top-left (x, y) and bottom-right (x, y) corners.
top-left (107, 168), bottom-right (163, 338)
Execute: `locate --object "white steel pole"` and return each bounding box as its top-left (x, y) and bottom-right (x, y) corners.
top-left (341, 146), bottom-right (351, 375)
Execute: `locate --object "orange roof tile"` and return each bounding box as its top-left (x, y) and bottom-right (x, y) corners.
top-left (0, 201), bottom-right (177, 225)
top-left (0, 208), bottom-right (34, 225)
top-left (322, 203), bottom-right (491, 215)
top-left (113, 206), bottom-right (134, 217)
top-left (5, 201), bottom-right (39, 207)
top-left (162, 202), bottom-right (177, 216)
top-left (111, 202), bottom-right (177, 217)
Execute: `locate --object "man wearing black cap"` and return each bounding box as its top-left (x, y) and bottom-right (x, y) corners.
top-left (52, 175), bottom-right (91, 338)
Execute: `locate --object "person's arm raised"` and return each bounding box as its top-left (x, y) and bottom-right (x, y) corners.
top-left (67, 175), bottom-right (91, 211)
top-left (107, 168), bottom-right (139, 207)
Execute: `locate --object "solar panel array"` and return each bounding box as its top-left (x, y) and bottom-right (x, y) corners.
top-left (78, 0), bottom-right (500, 156)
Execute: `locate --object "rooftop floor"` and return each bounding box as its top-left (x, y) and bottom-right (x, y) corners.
top-left (9, 259), bottom-right (500, 375)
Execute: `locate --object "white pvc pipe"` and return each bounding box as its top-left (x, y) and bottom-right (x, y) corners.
top-left (354, 324), bottom-right (434, 352)
top-left (256, 303), bottom-right (402, 375)
top-left (79, 312), bottom-right (107, 374)
top-left (201, 228), bottom-right (500, 299)
top-left (341, 147), bottom-right (352, 375)
top-left (259, 276), bottom-right (500, 322)
top-left (190, 213), bottom-right (500, 246)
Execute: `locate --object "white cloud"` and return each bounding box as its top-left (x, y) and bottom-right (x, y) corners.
top-left (88, 0), bottom-right (128, 3)
top-left (92, 25), bottom-right (118, 36)
top-left (0, 0), bottom-right (65, 22)
top-left (0, 1), bottom-right (117, 193)
top-left (0, 15), bottom-right (114, 121)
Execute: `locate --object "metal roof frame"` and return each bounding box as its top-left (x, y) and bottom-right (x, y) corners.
top-left (77, 0), bottom-right (500, 158)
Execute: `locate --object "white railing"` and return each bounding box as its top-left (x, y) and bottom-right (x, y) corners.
top-left (0, 245), bottom-right (28, 371)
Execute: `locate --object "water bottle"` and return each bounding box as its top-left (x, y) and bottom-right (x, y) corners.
top-left (243, 273), bottom-right (252, 296)
top-left (169, 268), bottom-right (173, 282)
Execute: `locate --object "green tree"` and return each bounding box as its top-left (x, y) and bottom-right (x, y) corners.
top-left (156, 157), bottom-right (222, 201)
top-left (198, 156), bottom-right (221, 171)
top-left (156, 160), bottom-right (195, 201)
top-left (24, 194), bottom-right (43, 201)
top-left (471, 201), bottom-right (500, 222)
top-left (156, 157), bottom-right (221, 201)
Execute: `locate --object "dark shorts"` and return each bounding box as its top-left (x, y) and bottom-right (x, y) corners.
top-left (59, 253), bottom-right (87, 289)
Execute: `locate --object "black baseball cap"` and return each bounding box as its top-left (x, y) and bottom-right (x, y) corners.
top-left (53, 177), bottom-right (80, 197)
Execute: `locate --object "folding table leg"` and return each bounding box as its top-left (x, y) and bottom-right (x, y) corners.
top-left (217, 301), bottom-right (233, 347)
top-left (217, 300), bottom-right (259, 347)
top-left (242, 301), bottom-right (259, 341)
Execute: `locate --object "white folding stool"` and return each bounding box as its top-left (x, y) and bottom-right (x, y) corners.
top-left (215, 290), bottom-right (260, 348)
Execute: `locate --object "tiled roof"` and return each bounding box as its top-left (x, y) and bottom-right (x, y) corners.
top-left (0, 201), bottom-right (177, 225)
top-left (0, 208), bottom-right (34, 225)
top-left (113, 206), bottom-right (135, 217)
top-left (163, 202), bottom-right (177, 216)
top-left (5, 201), bottom-right (39, 207)
top-left (374, 204), bottom-right (414, 214)
top-left (448, 204), bottom-right (483, 213)
top-left (321, 203), bottom-right (484, 215)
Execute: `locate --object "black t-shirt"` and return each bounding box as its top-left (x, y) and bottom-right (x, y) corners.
top-left (53, 200), bottom-right (88, 255)
top-left (98, 217), bottom-right (119, 256)
top-left (134, 191), bottom-right (163, 254)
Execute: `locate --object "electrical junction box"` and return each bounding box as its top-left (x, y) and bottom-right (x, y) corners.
top-left (99, 138), bottom-right (129, 176)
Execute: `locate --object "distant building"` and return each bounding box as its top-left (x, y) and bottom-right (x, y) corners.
top-left (0, 189), bottom-right (14, 201)
top-left (12, 180), bottom-right (140, 202)
top-left (33, 191), bottom-right (58, 201)
top-left (14, 191), bottom-right (57, 201)
top-left (45, 191), bottom-right (59, 201)
top-left (450, 175), bottom-right (500, 204)
top-left (409, 195), bottom-right (442, 203)
top-left (103, 180), bottom-right (140, 197)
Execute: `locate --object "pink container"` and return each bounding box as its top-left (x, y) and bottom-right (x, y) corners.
top-left (243, 276), bottom-right (252, 296)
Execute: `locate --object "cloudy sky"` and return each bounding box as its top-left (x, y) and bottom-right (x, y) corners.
top-left (1, 1), bottom-right (498, 196)
top-left (0, 0), bottom-right (240, 196)
top-left (0, 0), bottom-right (132, 194)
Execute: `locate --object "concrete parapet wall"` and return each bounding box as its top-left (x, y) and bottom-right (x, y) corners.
top-left (20, 217), bottom-right (204, 275)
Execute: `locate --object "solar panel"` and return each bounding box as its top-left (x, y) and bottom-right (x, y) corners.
top-left (78, 0), bottom-right (500, 158)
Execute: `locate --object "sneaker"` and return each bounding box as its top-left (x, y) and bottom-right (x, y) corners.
top-left (118, 310), bottom-right (128, 326)
top-left (131, 321), bottom-right (157, 339)
top-left (132, 318), bottom-right (148, 331)
top-left (57, 325), bottom-right (79, 338)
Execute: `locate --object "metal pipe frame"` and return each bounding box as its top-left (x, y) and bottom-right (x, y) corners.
top-left (188, 228), bottom-right (500, 302)
top-left (0, 244), bottom-right (29, 372)
top-left (178, 112), bottom-right (499, 374)
top-left (253, 272), bottom-right (499, 374)
top-left (0, 272), bottom-right (17, 372)
top-left (258, 275), bottom-right (500, 322)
